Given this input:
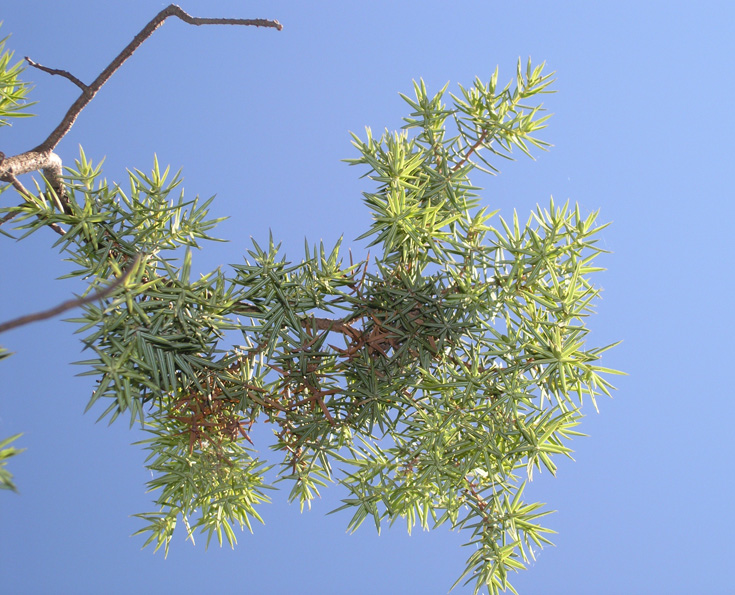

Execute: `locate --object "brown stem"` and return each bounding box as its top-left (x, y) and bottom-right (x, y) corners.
top-left (0, 254), bottom-right (142, 334)
top-left (24, 57), bottom-right (87, 90)
top-left (304, 316), bottom-right (361, 340)
top-left (452, 130), bottom-right (489, 172)
top-left (0, 208), bottom-right (17, 227)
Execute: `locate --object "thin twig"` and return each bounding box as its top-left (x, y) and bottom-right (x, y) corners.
top-left (452, 130), bottom-right (489, 172)
top-left (24, 57), bottom-right (88, 90)
top-left (0, 254), bottom-right (142, 334)
top-left (34, 4), bottom-right (282, 153)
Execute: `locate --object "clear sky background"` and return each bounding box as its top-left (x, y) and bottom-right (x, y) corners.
top-left (1, 1), bottom-right (733, 594)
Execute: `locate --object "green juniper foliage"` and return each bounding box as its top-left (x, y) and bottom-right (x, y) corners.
top-left (0, 430), bottom-right (25, 492)
top-left (0, 28), bottom-right (34, 494)
top-left (0, 31), bottom-right (34, 128)
top-left (1, 22), bottom-right (620, 594)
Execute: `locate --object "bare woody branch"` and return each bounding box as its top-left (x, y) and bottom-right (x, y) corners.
top-left (0, 4), bottom-right (281, 200)
top-left (33, 4), bottom-right (282, 153)
top-left (0, 254), bottom-right (143, 334)
top-left (24, 57), bottom-right (87, 91)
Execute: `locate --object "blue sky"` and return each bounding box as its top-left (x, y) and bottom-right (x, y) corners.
top-left (1, 1), bottom-right (734, 594)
